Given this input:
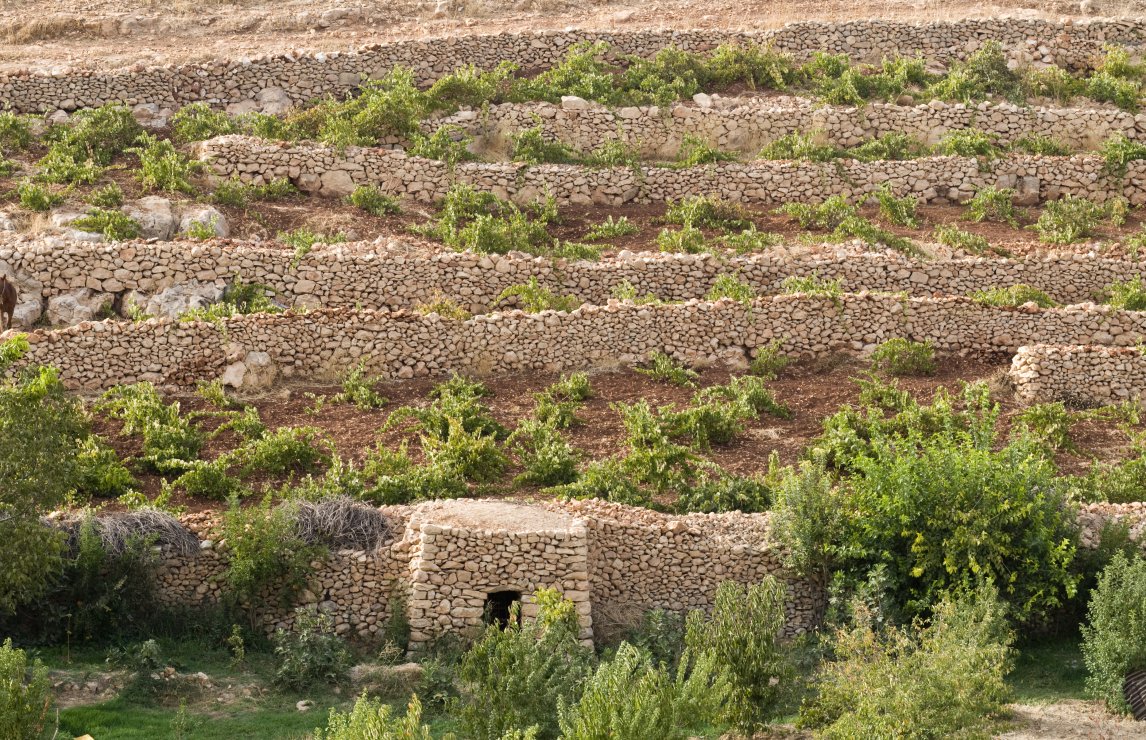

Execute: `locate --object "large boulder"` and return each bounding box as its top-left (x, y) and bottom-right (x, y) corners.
top-left (122, 196), bottom-right (176, 240)
top-left (177, 204), bottom-right (229, 238)
top-left (256, 87), bottom-right (293, 116)
top-left (47, 288), bottom-right (112, 325)
top-left (0, 212), bottom-right (15, 231)
top-left (142, 281), bottom-right (224, 319)
top-left (50, 210), bottom-right (105, 242)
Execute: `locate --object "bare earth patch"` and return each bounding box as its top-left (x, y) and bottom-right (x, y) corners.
top-left (999, 701), bottom-right (1146, 739)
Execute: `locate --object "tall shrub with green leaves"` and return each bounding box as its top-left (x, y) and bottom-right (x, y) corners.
top-left (1081, 552), bottom-right (1146, 713)
top-left (222, 495), bottom-right (323, 612)
top-left (0, 638), bottom-right (52, 740)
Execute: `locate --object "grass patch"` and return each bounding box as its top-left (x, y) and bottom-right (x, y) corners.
top-left (1007, 635), bottom-right (1088, 703)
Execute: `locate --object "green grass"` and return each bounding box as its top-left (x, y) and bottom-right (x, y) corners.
top-left (1007, 634), bottom-right (1088, 703)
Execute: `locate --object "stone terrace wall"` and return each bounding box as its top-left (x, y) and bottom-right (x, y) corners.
top-left (13, 297), bottom-right (1146, 391)
top-left (1010, 343), bottom-right (1146, 406)
top-left (5, 235), bottom-right (1146, 312)
top-left (4, 21), bottom-right (1143, 113)
top-left (555, 499), bottom-right (822, 638)
top-left (1079, 503), bottom-right (1146, 549)
top-left (455, 98), bottom-right (1146, 159)
top-left (198, 137), bottom-right (1146, 206)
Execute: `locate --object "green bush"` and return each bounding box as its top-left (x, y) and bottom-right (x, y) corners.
top-left (655, 225), bottom-right (706, 254)
top-left (509, 419), bottom-right (580, 486)
top-left (510, 124), bottom-right (580, 165)
top-left (426, 62), bottom-right (515, 111)
top-left (420, 418), bottom-right (508, 483)
top-left (684, 578), bottom-right (789, 731)
top-left (127, 132), bottom-right (201, 193)
top-left (845, 434), bottom-right (1079, 623)
top-left (329, 362), bottom-right (388, 409)
top-left (779, 195), bottom-right (857, 231)
top-left (927, 41), bottom-right (1024, 103)
top-left (0, 112), bottom-right (33, 151)
top-left (759, 131), bottom-right (839, 162)
top-left (971, 283), bottom-right (1057, 308)
top-left (1011, 133), bottom-right (1072, 156)
top-left (672, 133), bottom-right (737, 167)
top-left (314, 693), bottom-right (434, 740)
top-left (96, 382), bottom-right (203, 473)
top-left (664, 195), bottom-right (751, 230)
top-left (1100, 133), bottom-right (1146, 177)
top-left (934, 223), bottom-right (990, 254)
top-left (75, 435), bottom-right (138, 498)
top-left (636, 351), bottom-right (698, 388)
top-left (70, 207), bottom-right (141, 241)
top-left (86, 181), bottom-right (124, 208)
top-left (873, 184), bottom-right (919, 227)
top-left (771, 459), bottom-right (848, 583)
top-left (1024, 66), bottom-right (1084, 104)
top-left (704, 42), bottom-right (797, 90)
top-left (0, 638), bottom-right (52, 740)
top-left (800, 585), bottom-right (1014, 739)
top-left (845, 132), bottom-right (927, 162)
top-left (234, 425), bottom-right (332, 478)
top-left (720, 225), bottom-right (784, 253)
top-left (169, 459), bottom-right (244, 499)
top-left (222, 495), bottom-right (322, 609)
top-left (1086, 73), bottom-right (1141, 112)
top-left (272, 606), bottom-right (352, 690)
top-left (178, 279), bottom-right (281, 322)
top-left (37, 105), bottom-right (141, 184)
top-left (279, 227), bottom-right (347, 266)
top-left (933, 128), bottom-right (1000, 158)
top-left (705, 273), bottom-right (755, 303)
top-left (1036, 195), bottom-right (1105, 244)
top-left (416, 184), bottom-right (555, 256)
top-left (495, 277), bottom-right (579, 313)
top-left (557, 641), bottom-right (731, 740)
top-left (1102, 275), bottom-right (1146, 310)
top-left (749, 339), bottom-right (791, 379)
top-left (171, 102), bottom-right (240, 143)
top-left (408, 124), bottom-right (475, 166)
top-left (347, 185), bottom-right (401, 216)
top-left (211, 177), bottom-right (296, 208)
top-left (583, 215), bottom-right (638, 241)
top-left (16, 180), bottom-right (62, 212)
top-left (458, 589), bottom-right (592, 739)
top-left (780, 273), bottom-right (844, 303)
top-left (675, 471), bottom-right (774, 514)
top-left (1081, 552), bottom-right (1146, 713)
top-left (870, 338), bottom-right (936, 376)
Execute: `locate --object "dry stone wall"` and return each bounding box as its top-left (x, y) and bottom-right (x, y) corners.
top-left (3, 20), bottom-right (1143, 113)
top-left (455, 98), bottom-right (1146, 159)
top-left (153, 499), bottom-right (821, 646)
top-left (1010, 343), bottom-right (1146, 406)
top-left (12, 296), bottom-right (1146, 391)
top-left (198, 136), bottom-right (1146, 206)
top-left (5, 234), bottom-right (1146, 316)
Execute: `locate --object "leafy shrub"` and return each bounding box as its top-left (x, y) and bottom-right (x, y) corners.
top-left (1081, 552), bottom-right (1146, 713)
top-left (557, 641), bottom-right (731, 740)
top-left (37, 105), bottom-right (141, 184)
top-left (1024, 66), bottom-right (1084, 104)
top-left (684, 578), bottom-right (789, 731)
top-left (426, 62), bottom-right (516, 111)
top-left (934, 223), bottom-right (990, 254)
top-left (347, 185), bottom-right (401, 216)
top-left (1012, 133), bottom-right (1071, 156)
top-left (771, 459), bottom-right (848, 583)
top-left (655, 225), bottom-right (707, 254)
top-left (0, 112), bottom-right (33, 151)
top-left (222, 495), bottom-right (321, 609)
top-left (706, 273), bottom-right (755, 303)
top-left (1102, 275), bottom-right (1146, 310)
top-left (533, 372), bottom-right (593, 429)
top-left (759, 131), bottom-right (839, 162)
top-left (1086, 73), bottom-right (1141, 112)
top-left (704, 42), bottom-right (797, 90)
top-left (421, 418), bottom-right (509, 483)
top-left (96, 382), bottom-right (203, 473)
top-left (672, 133), bottom-right (737, 167)
top-left (800, 585), bottom-right (1014, 738)
top-left (675, 471), bottom-right (774, 514)
top-left (873, 184), bottom-right (919, 227)
top-left (234, 426), bottom-right (332, 478)
top-left (408, 124), bottom-right (475, 166)
top-left (1100, 133), bottom-right (1146, 177)
top-left (171, 102), bottom-right (239, 143)
top-left (0, 638), bottom-right (52, 740)
top-left (780, 273), bottom-right (844, 303)
top-left (511, 124), bottom-right (580, 165)
top-left (178, 279), bottom-right (282, 322)
top-left (845, 132), bottom-right (927, 162)
top-left (127, 132), bottom-right (201, 193)
top-left (927, 41), bottom-right (1024, 103)
top-left (870, 338), bottom-right (936, 376)
top-left (75, 436), bottom-right (138, 498)
top-left (86, 181), bottom-right (124, 207)
top-left (16, 180), bottom-right (62, 211)
top-left (272, 606), bottom-right (352, 690)
top-left (169, 459), bottom-right (244, 499)
top-left (933, 128), bottom-right (1000, 158)
top-left (315, 693), bottom-right (434, 740)
top-left (971, 283), bottom-right (1057, 308)
top-left (846, 434), bottom-right (1079, 623)
top-left (70, 208), bottom-right (141, 241)
top-left (721, 225), bottom-right (784, 253)
top-left (211, 177), bottom-right (296, 208)
top-left (583, 215), bottom-right (638, 241)
top-left (779, 195), bottom-right (857, 231)
top-left (416, 184), bottom-right (556, 255)
top-left (636, 351), bottom-right (698, 387)
top-left (664, 195), bottom-right (751, 230)
top-left (509, 419), bottom-right (580, 486)
top-left (458, 589), bottom-right (592, 739)
top-left (279, 227), bottom-right (347, 266)
top-left (749, 339), bottom-right (790, 379)
top-left (495, 277), bottom-right (580, 313)
top-left (1016, 401), bottom-right (1075, 452)
top-left (1036, 195), bottom-right (1105, 244)
top-left (330, 362), bottom-right (388, 409)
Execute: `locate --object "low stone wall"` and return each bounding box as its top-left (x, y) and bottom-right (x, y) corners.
top-left (197, 136), bottom-right (1146, 206)
top-left (12, 296), bottom-right (1146, 391)
top-left (154, 499), bottom-right (821, 646)
top-left (1079, 502), bottom-right (1146, 549)
top-left (4, 234), bottom-right (1145, 317)
top-left (2, 20), bottom-right (1142, 113)
top-left (1010, 343), bottom-right (1146, 406)
top-left (454, 98), bottom-right (1146, 159)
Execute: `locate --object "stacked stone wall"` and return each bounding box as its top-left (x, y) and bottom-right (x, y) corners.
top-left (198, 136), bottom-right (1146, 206)
top-left (13, 296), bottom-right (1146, 391)
top-left (1010, 343), bottom-right (1146, 406)
top-left (3, 20), bottom-right (1143, 113)
top-left (4, 235), bottom-right (1145, 313)
top-left (455, 98), bottom-right (1146, 159)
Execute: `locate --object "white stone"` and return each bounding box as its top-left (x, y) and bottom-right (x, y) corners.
top-left (122, 196), bottom-right (176, 240)
top-left (177, 204), bottom-right (229, 238)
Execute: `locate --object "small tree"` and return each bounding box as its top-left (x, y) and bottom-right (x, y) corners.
top-left (1081, 552), bottom-right (1146, 713)
top-left (0, 639), bottom-right (52, 740)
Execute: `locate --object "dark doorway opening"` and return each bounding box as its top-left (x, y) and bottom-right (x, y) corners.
top-left (484, 590), bottom-right (522, 629)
